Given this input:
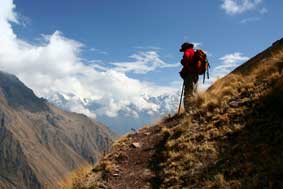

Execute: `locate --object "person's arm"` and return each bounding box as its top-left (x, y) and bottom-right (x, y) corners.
top-left (181, 57), bottom-right (187, 66)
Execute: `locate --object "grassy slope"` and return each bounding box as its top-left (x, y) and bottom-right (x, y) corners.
top-left (71, 39), bottom-right (283, 189)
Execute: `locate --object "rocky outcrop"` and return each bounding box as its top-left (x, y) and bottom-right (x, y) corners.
top-left (0, 71), bottom-right (114, 189)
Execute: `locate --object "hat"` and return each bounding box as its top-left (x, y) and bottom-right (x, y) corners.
top-left (179, 42), bottom-right (194, 52)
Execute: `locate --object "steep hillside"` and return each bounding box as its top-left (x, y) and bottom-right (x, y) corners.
top-left (73, 38), bottom-right (283, 189)
top-left (0, 71), bottom-right (115, 189)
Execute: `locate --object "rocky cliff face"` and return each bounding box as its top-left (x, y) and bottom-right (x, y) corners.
top-left (0, 71), bottom-right (114, 189)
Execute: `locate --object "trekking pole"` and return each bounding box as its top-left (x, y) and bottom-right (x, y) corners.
top-left (178, 81), bottom-right (185, 114)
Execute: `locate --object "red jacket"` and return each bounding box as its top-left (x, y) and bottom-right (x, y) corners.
top-left (181, 48), bottom-right (195, 72)
top-left (181, 48), bottom-right (194, 66)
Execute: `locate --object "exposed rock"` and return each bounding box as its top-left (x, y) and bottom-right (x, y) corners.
top-left (131, 142), bottom-right (141, 148)
top-left (112, 173), bottom-right (119, 177)
top-left (144, 132), bottom-right (151, 136)
top-left (229, 100), bottom-right (240, 108)
top-left (130, 128), bottom-right (137, 133)
top-left (0, 71), bottom-right (115, 189)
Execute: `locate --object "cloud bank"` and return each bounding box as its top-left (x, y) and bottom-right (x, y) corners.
top-left (0, 0), bottom-right (177, 118)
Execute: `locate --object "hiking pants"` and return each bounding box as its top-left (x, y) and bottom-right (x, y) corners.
top-left (183, 73), bottom-right (198, 113)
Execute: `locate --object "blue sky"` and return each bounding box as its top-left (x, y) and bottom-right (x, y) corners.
top-left (0, 0), bottom-right (282, 122)
top-left (12, 0), bottom-right (283, 86)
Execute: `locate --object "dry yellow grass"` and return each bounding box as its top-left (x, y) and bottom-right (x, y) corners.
top-left (70, 40), bottom-right (283, 189)
top-left (155, 41), bottom-right (283, 188)
top-left (58, 164), bottom-right (93, 189)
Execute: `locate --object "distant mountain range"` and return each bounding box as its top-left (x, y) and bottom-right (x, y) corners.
top-left (48, 90), bottom-right (180, 134)
top-left (0, 71), bottom-right (114, 189)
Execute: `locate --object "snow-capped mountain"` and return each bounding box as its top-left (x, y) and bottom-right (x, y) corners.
top-left (47, 91), bottom-right (180, 134)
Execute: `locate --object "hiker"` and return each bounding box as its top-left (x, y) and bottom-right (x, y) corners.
top-left (179, 42), bottom-right (199, 113)
top-left (178, 42), bottom-right (210, 113)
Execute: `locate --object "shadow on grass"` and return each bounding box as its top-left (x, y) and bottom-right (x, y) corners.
top-left (200, 78), bottom-right (283, 188)
top-left (148, 132), bottom-right (170, 189)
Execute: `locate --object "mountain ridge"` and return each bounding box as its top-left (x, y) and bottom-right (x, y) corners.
top-left (0, 70), bottom-right (49, 112)
top-left (0, 70), bottom-right (115, 189)
top-left (72, 38), bottom-right (283, 188)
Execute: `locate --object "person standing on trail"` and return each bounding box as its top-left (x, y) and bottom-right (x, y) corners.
top-left (179, 42), bottom-right (199, 113)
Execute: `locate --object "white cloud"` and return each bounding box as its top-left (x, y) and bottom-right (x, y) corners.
top-left (219, 52), bottom-right (249, 63)
top-left (192, 42), bottom-right (202, 49)
top-left (111, 51), bottom-right (179, 74)
top-left (199, 52), bottom-right (249, 90)
top-left (0, 0), bottom-right (177, 118)
top-left (89, 48), bottom-right (108, 55)
top-left (240, 17), bottom-right (260, 24)
top-left (0, 0), bottom-right (18, 23)
top-left (221, 0), bottom-right (264, 15)
top-left (133, 46), bottom-right (161, 51)
top-left (216, 52), bottom-right (249, 74)
top-left (259, 7), bottom-right (268, 14)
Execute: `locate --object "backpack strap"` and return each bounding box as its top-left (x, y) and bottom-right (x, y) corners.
top-left (207, 61), bottom-right (210, 79)
top-left (203, 59), bottom-right (210, 84)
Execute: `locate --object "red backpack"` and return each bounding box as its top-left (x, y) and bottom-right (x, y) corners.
top-left (193, 49), bottom-right (210, 83)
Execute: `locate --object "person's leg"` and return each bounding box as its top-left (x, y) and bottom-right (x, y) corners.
top-left (183, 75), bottom-right (194, 113)
top-left (184, 73), bottom-right (199, 113)
top-left (192, 74), bottom-right (199, 95)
